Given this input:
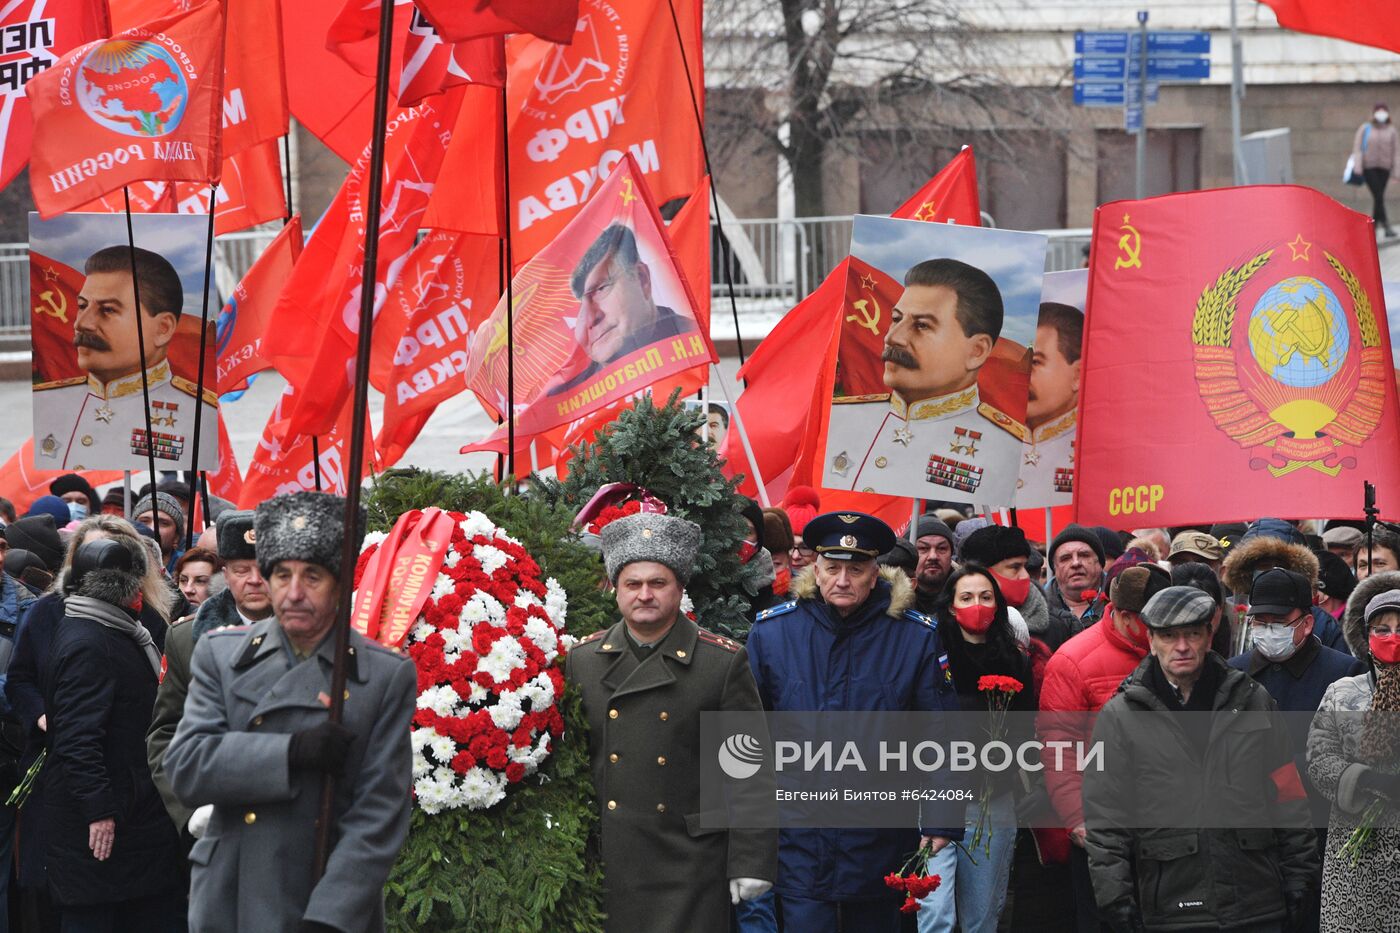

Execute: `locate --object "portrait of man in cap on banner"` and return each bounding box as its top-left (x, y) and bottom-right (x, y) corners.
top-left (1017, 269), bottom-right (1086, 508)
top-left (823, 216), bottom-right (1047, 507)
top-left (29, 212), bottom-right (219, 472)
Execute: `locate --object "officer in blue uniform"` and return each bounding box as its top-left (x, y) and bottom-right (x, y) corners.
top-left (746, 511), bottom-right (964, 932)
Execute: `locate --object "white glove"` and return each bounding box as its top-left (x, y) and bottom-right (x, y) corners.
top-left (187, 804), bottom-right (213, 839)
top-left (729, 877), bottom-right (772, 905)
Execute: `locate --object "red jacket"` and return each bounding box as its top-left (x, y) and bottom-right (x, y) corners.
top-left (1036, 612), bottom-right (1147, 831)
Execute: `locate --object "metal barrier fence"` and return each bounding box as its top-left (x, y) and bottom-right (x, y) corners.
top-left (0, 222), bottom-right (1092, 338)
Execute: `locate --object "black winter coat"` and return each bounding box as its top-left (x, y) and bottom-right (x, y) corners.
top-left (1084, 654), bottom-right (1319, 931)
top-left (42, 611), bottom-right (182, 906)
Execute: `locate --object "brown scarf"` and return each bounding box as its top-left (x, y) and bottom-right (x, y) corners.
top-left (1359, 659), bottom-right (1400, 767)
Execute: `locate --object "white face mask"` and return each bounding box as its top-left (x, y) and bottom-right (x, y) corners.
top-left (1252, 623), bottom-right (1299, 662)
top-left (1376, 110), bottom-right (1390, 124)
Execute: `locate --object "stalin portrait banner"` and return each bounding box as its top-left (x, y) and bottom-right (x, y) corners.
top-left (29, 211), bottom-right (220, 472)
top-left (1075, 185), bottom-right (1400, 527)
top-left (1016, 269), bottom-right (1087, 509)
top-left (822, 216), bottom-right (1047, 506)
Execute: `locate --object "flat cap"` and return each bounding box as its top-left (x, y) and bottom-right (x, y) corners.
top-left (601, 512), bottom-right (701, 585)
top-left (1364, 588), bottom-right (1400, 623)
top-left (1141, 585), bottom-right (1217, 631)
top-left (1168, 531), bottom-right (1223, 563)
top-left (803, 511), bottom-right (895, 562)
top-left (254, 492), bottom-right (365, 581)
top-left (215, 510), bottom-right (257, 562)
top-left (1322, 526), bottom-right (1364, 550)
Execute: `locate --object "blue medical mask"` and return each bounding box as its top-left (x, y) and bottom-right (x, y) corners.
top-left (67, 502), bottom-right (89, 523)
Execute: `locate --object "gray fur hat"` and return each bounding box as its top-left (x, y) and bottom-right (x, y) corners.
top-left (132, 491), bottom-right (186, 531)
top-left (254, 492), bottom-right (365, 581)
top-left (601, 512), bottom-right (701, 585)
top-left (216, 510), bottom-right (257, 562)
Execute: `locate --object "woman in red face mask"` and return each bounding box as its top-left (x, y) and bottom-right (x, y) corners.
top-left (917, 565), bottom-right (1038, 931)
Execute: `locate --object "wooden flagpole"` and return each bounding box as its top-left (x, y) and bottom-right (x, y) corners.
top-left (313, 0), bottom-right (396, 879)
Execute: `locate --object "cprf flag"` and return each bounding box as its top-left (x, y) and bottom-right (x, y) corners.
top-left (461, 153), bottom-right (714, 453)
top-left (0, 0), bottom-right (111, 191)
top-left (26, 0), bottom-right (225, 218)
top-left (1075, 185), bottom-right (1400, 526)
top-left (218, 215), bottom-right (303, 395)
top-left (414, 0), bottom-right (579, 44)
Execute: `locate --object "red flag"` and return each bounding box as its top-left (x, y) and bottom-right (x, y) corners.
top-left (28, 251), bottom-right (86, 384)
top-left (372, 230), bottom-right (500, 466)
top-left (207, 411), bottom-right (243, 503)
top-left (460, 154), bottom-right (714, 454)
top-left (1076, 185), bottom-right (1400, 526)
top-left (0, 0), bottom-right (110, 191)
top-left (110, 0), bottom-right (289, 155)
top-left (424, 0), bottom-right (704, 265)
top-left (719, 149), bottom-right (983, 505)
top-left (77, 138), bottom-right (287, 236)
top-left (414, 0), bottom-right (578, 44)
top-left (0, 438), bottom-right (122, 516)
top-left (26, 0), bottom-right (226, 218)
top-left (238, 386), bottom-right (373, 507)
top-left (266, 92), bottom-right (457, 437)
top-left (1259, 1), bottom-right (1400, 55)
top-left (838, 256), bottom-right (901, 397)
top-left (219, 216), bottom-right (303, 395)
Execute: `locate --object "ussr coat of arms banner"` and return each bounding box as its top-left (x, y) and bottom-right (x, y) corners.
top-left (1075, 184), bottom-right (1400, 526)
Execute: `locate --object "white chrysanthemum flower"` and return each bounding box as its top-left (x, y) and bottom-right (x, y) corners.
top-left (514, 590), bottom-right (539, 609)
top-left (460, 767), bottom-right (507, 810)
top-left (523, 617), bottom-right (559, 660)
top-left (461, 593), bottom-right (496, 625)
top-left (428, 732), bottom-right (456, 764)
top-left (416, 685), bottom-right (460, 718)
top-left (480, 638), bottom-right (527, 682)
top-left (414, 777), bottom-right (449, 815)
top-left (440, 627), bottom-right (468, 655)
top-left (459, 511), bottom-right (496, 540)
top-left (489, 691), bottom-right (525, 730)
top-left (544, 578), bottom-right (567, 624)
top-left (680, 591), bottom-right (694, 615)
top-left (473, 543), bottom-right (508, 575)
top-left (558, 633), bottom-right (577, 652)
top-left (443, 549), bottom-right (462, 568)
top-left (406, 617), bottom-right (436, 645)
top-left (361, 531), bottom-right (389, 550)
top-left (431, 574), bottom-right (456, 600)
top-left (467, 681), bottom-right (488, 705)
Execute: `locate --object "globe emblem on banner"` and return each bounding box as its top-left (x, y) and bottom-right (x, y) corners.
top-left (1246, 276), bottom-right (1349, 389)
top-left (77, 40), bottom-right (189, 137)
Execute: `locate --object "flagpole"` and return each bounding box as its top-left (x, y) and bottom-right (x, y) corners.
top-left (709, 363), bottom-right (769, 507)
top-left (499, 83), bottom-right (517, 484)
top-left (185, 186), bottom-right (219, 549)
top-left (663, 0), bottom-right (747, 366)
top-left (122, 188), bottom-right (161, 491)
top-left (314, 0), bottom-right (395, 879)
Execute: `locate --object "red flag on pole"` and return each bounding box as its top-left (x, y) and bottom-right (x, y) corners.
top-left (26, 0), bottom-right (226, 218)
top-left (413, 0), bottom-right (579, 44)
top-left (110, 0), bottom-right (288, 156)
top-left (1075, 185), bottom-right (1400, 526)
top-left (206, 411), bottom-right (244, 503)
top-left (1258, 0), bottom-right (1400, 55)
top-left (237, 386), bottom-right (372, 507)
top-left (460, 154), bottom-right (714, 454)
top-left (266, 92), bottom-right (457, 437)
top-left (0, 438), bottom-right (122, 516)
top-left (219, 215), bottom-right (303, 395)
top-left (0, 0), bottom-right (110, 191)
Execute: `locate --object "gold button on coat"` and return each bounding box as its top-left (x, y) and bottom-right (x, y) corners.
top-left (609, 709), bottom-right (619, 719)
top-left (609, 753), bottom-right (619, 763)
top-left (252, 716), bottom-right (264, 727)
top-left (244, 812), bottom-right (256, 825)
top-left (657, 756), bottom-right (667, 766)
top-left (675, 650), bottom-right (686, 658)
top-left (659, 711), bottom-right (668, 721)
top-left (656, 804), bottom-right (666, 813)
top-left (607, 800), bottom-right (617, 810)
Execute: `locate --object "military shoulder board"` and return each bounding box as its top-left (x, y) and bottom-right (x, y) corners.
top-left (902, 609), bottom-right (934, 627)
top-left (578, 629), bottom-right (608, 645)
top-left (697, 630), bottom-right (741, 653)
top-left (755, 601), bottom-right (798, 623)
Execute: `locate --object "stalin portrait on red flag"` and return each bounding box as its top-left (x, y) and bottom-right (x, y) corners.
top-left (1076, 185), bottom-right (1400, 526)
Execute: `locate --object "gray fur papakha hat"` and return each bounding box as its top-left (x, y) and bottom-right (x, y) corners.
top-left (600, 512), bottom-right (701, 585)
top-left (253, 492), bottom-right (365, 581)
top-left (215, 510), bottom-right (257, 562)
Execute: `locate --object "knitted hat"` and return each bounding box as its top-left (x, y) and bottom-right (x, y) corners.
top-left (24, 495), bottom-right (71, 527)
top-left (953, 516), bottom-right (991, 559)
top-left (1049, 524), bottom-right (1106, 566)
top-left (1314, 550), bottom-right (1356, 603)
top-left (762, 508), bottom-right (794, 555)
top-left (914, 514), bottom-right (955, 546)
top-left (215, 510), bottom-right (257, 562)
top-left (254, 492), bottom-right (366, 581)
top-left (878, 539), bottom-right (918, 572)
top-left (3, 514), bottom-right (64, 572)
top-left (780, 486), bottom-right (821, 536)
top-left (600, 512), bottom-right (702, 585)
top-left (960, 525), bottom-right (1031, 569)
top-left (1092, 526), bottom-right (1125, 561)
top-left (132, 491), bottom-right (186, 533)
top-left (100, 487), bottom-right (126, 512)
top-left (49, 474), bottom-right (98, 511)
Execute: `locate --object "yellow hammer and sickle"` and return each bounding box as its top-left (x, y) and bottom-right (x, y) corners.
top-left (1272, 294), bottom-right (1331, 361)
top-left (486, 318), bottom-right (509, 358)
top-left (846, 298), bottom-right (881, 335)
top-left (35, 290), bottom-right (68, 323)
top-left (1114, 214), bottom-right (1142, 270)
top-left (620, 177), bottom-right (637, 206)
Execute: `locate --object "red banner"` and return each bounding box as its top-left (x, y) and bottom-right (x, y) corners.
top-left (207, 411), bottom-right (243, 503)
top-left (1075, 185), bottom-right (1400, 526)
top-left (424, 0), bottom-right (704, 266)
top-left (26, 0), bottom-right (226, 218)
top-left (77, 138), bottom-right (286, 236)
top-left (1259, 0), bottom-right (1400, 56)
top-left (350, 506), bottom-right (457, 646)
top-left (266, 92), bottom-right (456, 437)
top-left (219, 215), bottom-right (303, 395)
top-left (110, 0), bottom-right (288, 156)
top-left (237, 386), bottom-right (373, 507)
top-left (461, 154), bottom-right (714, 453)
top-left (0, 438), bottom-right (122, 516)
top-left (414, 0), bottom-right (579, 44)
top-left (0, 0), bottom-right (110, 191)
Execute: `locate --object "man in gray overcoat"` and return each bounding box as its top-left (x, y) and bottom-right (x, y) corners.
top-left (165, 492), bottom-right (417, 933)
top-left (565, 511), bottom-right (777, 932)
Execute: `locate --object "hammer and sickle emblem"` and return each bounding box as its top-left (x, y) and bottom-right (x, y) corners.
top-left (620, 177), bottom-right (637, 207)
top-left (1271, 294), bottom-right (1331, 363)
top-left (846, 298), bottom-right (881, 335)
top-left (1114, 213), bottom-right (1142, 270)
top-left (35, 290), bottom-right (68, 323)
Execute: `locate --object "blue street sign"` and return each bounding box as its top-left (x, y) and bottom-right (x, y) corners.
top-left (1139, 56), bottom-right (1210, 80)
top-left (1145, 31), bottom-right (1210, 55)
top-left (1074, 81), bottom-right (1159, 107)
top-left (1125, 103), bottom-right (1143, 133)
top-left (1074, 57), bottom-right (1126, 79)
top-left (1075, 31), bottom-right (1129, 56)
